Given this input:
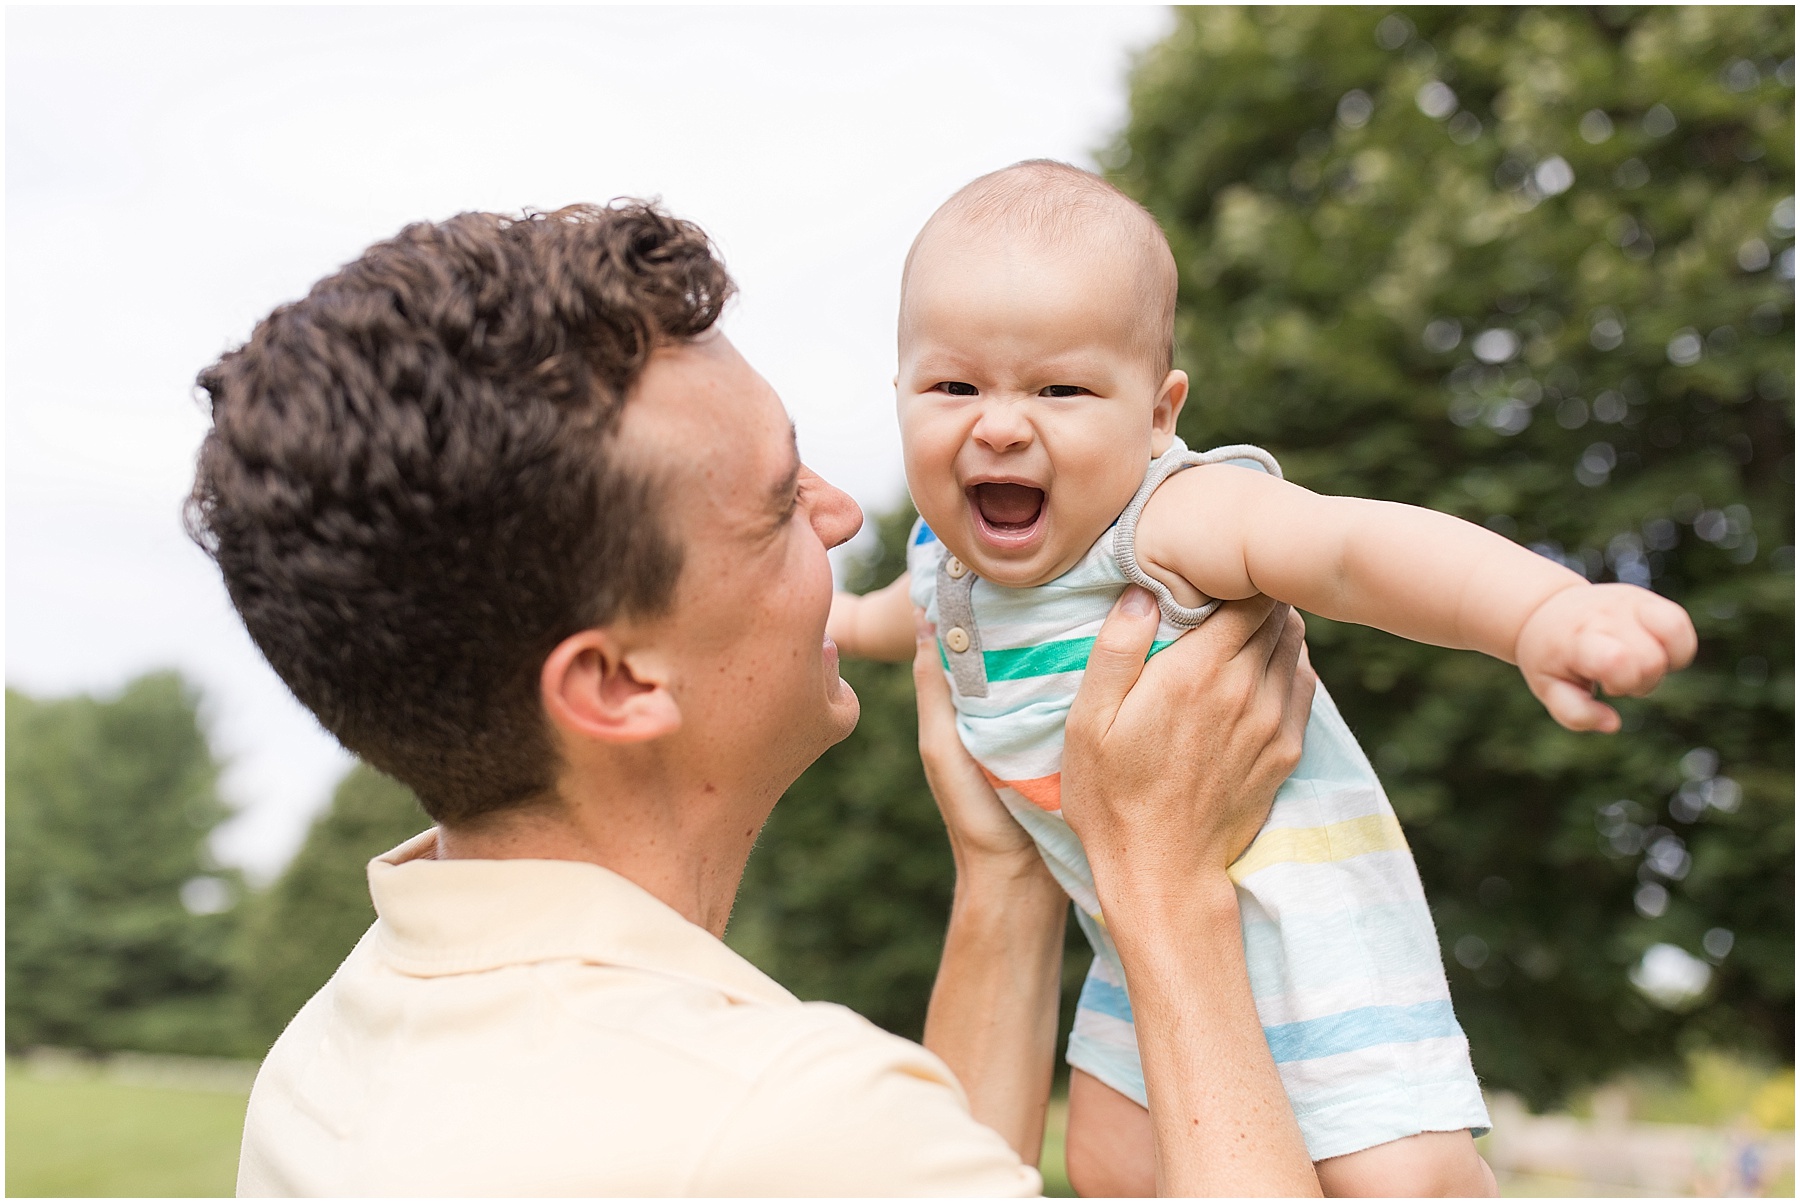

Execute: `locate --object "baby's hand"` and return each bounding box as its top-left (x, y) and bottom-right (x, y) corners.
top-left (1514, 583), bottom-right (1697, 732)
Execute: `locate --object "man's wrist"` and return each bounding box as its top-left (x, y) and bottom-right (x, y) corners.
top-left (1096, 868), bottom-right (1241, 961)
top-left (951, 848), bottom-right (1064, 918)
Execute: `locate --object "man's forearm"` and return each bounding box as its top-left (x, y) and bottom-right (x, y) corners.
top-left (1105, 876), bottom-right (1321, 1198)
top-left (923, 858), bottom-right (1067, 1164)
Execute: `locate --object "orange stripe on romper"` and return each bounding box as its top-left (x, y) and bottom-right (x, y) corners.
top-left (981, 765), bottom-right (1063, 812)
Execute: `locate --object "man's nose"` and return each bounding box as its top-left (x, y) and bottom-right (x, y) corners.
top-left (970, 401), bottom-right (1034, 454)
top-left (803, 467), bottom-right (863, 551)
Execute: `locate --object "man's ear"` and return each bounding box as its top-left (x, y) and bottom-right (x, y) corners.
top-left (1150, 369), bottom-right (1189, 454)
top-left (541, 629), bottom-right (681, 746)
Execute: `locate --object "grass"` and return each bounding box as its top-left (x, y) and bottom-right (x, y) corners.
top-left (6, 1062), bottom-right (247, 1197)
top-left (7, 1052), bottom-right (1788, 1197)
top-left (1040, 1093), bottom-right (1075, 1195)
top-left (11, 1058), bottom-right (1077, 1197)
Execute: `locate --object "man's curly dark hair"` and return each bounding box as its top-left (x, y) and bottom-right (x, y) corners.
top-left (187, 202), bottom-right (734, 824)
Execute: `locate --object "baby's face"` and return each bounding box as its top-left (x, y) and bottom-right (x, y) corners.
top-left (897, 235), bottom-right (1184, 589)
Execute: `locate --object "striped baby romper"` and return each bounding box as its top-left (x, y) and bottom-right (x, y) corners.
top-left (907, 437), bottom-right (1489, 1160)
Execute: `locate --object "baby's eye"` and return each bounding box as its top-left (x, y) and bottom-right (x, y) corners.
top-left (1040, 385), bottom-right (1091, 398)
top-left (934, 381), bottom-right (979, 396)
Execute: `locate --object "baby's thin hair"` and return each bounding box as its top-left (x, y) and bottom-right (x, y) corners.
top-left (901, 159), bottom-right (1178, 376)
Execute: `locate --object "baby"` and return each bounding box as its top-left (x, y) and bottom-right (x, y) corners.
top-left (830, 161), bottom-right (1696, 1195)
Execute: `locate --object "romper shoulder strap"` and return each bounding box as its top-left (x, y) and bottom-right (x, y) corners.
top-left (1111, 440), bottom-right (1283, 629)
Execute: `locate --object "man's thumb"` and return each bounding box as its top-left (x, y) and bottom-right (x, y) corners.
top-left (1072, 587), bottom-right (1160, 732)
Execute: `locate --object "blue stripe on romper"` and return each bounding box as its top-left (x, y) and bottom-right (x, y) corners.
top-left (1263, 1001), bottom-right (1463, 1064)
top-left (1077, 973), bottom-right (1133, 1023)
top-left (1077, 978), bottom-right (1461, 1067)
top-left (914, 522), bottom-right (937, 545)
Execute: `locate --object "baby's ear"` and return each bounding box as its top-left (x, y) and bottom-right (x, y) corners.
top-left (1151, 370), bottom-right (1189, 451)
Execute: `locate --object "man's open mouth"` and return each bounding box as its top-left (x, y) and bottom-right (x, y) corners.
top-left (969, 481), bottom-right (1047, 548)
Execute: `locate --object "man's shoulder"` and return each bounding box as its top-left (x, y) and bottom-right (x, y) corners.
top-left (682, 999), bottom-right (1041, 1196)
top-left (540, 957), bottom-right (921, 1085)
top-left (261, 943), bottom-right (890, 1093)
top-left (715, 993), bottom-right (959, 1094)
top-left (241, 946), bottom-right (1038, 1196)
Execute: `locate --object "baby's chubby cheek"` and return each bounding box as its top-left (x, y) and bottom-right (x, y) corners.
top-left (899, 426), bottom-right (963, 523)
top-left (898, 463), bottom-right (979, 566)
top-left (904, 470), bottom-right (975, 557)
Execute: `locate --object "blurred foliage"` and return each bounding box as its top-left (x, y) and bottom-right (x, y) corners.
top-left (6, 674), bottom-right (242, 1055)
top-left (729, 504), bottom-right (1097, 1056)
top-left (1577, 1049), bottom-right (1795, 1130)
top-left (234, 764), bottom-right (426, 1052)
top-left (6, 673), bottom-right (426, 1059)
top-left (1108, 5), bottom-right (1793, 1106)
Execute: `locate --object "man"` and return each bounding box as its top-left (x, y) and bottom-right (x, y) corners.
top-left (191, 202), bottom-right (1321, 1195)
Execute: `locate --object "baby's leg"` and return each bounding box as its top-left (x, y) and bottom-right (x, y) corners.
top-left (1064, 1069), bottom-right (1156, 1197)
top-left (1314, 1130), bottom-right (1497, 1197)
top-left (1067, 1088), bottom-right (1497, 1199)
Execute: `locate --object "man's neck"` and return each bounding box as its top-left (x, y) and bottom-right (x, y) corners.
top-left (434, 768), bottom-right (772, 938)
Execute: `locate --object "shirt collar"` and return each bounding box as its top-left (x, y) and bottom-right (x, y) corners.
top-left (366, 829), bottom-right (797, 1008)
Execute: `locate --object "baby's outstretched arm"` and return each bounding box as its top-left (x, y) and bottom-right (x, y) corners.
top-left (1135, 465), bottom-right (1697, 732)
top-left (829, 572), bottom-right (917, 662)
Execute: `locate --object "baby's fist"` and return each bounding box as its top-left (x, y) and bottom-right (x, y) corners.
top-left (1515, 583), bottom-right (1697, 732)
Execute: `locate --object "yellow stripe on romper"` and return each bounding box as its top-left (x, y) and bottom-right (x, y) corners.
top-left (1227, 813), bottom-right (1410, 883)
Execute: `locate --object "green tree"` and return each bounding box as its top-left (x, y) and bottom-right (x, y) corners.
top-left (728, 504), bottom-right (1095, 1051)
top-left (6, 673), bottom-right (242, 1055)
top-left (1112, 5), bottom-right (1792, 1105)
top-left (236, 763), bottom-right (427, 1051)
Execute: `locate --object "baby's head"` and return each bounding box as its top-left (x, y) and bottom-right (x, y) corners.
top-left (897, 160), bottom-right (1185, 589)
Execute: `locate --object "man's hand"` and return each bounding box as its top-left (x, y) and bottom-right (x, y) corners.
top-left (1060, 587), bottom-right (1321, 1198)
top-left (1063, 587), bottom-right (1315, 886)
top-left (914, 607), bottom-right (1067, 1167)
top-left (1514, 583), bottom-right (1697, 733)
top-left (911, 608), bottom-right (1044, 873)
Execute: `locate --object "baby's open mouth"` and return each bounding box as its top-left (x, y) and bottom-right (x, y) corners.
top-left (969, 482), bottom-right (1046, 547)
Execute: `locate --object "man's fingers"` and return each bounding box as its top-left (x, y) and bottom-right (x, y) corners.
top-left (1248, 606), bottom-right (1304, 709)
top-left (1277, 621), bottom-right (1318, 765)
top-left (910, 607), bottom-right (939, 692)
top-left (1291, 637), bottom-right (1319, 716)
top-left (1271, 609), bottom-right (1311, 698)
top-left (1258, 602), bottom-right (1301, 672)
top-left (911, 609), bottom-right (960, 754)
top-left (1197, 594), bottom-right (1283, 664)
top-left (1071, 587), bottom-right (1161, 736)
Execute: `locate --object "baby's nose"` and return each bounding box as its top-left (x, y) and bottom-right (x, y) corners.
top-left (970, 403), bottom-right (1034, 453)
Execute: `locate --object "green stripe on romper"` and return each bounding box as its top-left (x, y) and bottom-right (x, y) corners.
top-left (939, 636), bottom-right (1178, 678)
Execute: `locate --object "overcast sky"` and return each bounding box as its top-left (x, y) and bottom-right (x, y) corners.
top-left (6, 5), bottom-right (1175, 879)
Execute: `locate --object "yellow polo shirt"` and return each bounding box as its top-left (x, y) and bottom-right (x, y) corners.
top-left (236, 830), bottom-right (1041, 1197)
